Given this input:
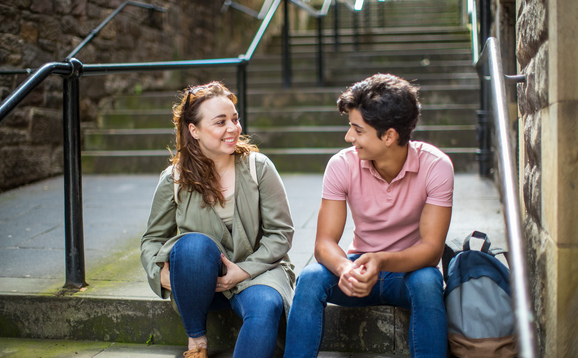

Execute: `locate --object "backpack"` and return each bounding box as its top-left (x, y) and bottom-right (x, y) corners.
top-left (443, 231), bottom-right (518, 357)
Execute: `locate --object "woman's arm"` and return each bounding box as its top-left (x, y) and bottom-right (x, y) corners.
top-left (140, 168), bottom-right (178, 298)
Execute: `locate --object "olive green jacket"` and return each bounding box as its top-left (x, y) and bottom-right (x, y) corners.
top-left (140, 152), bottom-right (295, 315)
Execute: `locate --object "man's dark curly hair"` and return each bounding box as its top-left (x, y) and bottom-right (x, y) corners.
top-left (337, 73), bottom-right (420, 146)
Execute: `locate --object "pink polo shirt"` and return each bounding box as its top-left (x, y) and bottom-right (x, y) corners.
top-left (323, 141), bottom-right (454, 254)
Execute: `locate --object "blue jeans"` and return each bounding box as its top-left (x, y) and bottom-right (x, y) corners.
top-left (170, 233), bottom-right (284, 358)
top-left (284, 254), bottom-right (447, 358)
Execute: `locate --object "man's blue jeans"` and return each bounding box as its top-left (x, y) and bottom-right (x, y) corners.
top-left (284, 254), bottom-right (447, 358)
top-left (170, 233), bottom-right (283, 358)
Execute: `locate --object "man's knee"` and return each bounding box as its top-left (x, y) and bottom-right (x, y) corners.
top-left (296, 263), bottom-right (331, 287)
top-left (404, 266), bottom-right (443, 295)
top-left (294, 263), bottom-right (335, 303)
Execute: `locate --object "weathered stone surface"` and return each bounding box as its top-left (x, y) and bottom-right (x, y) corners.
top-left (516, 0), bottom-right (547, 68)
top-left (0, 5), bottom-right (21, 34)
top-left (523, 112), bottom-right (541, 167)
top-left (30, 0), bottom-right (53, 14)
top-left (1, 0), bottom-right (264, 190)
top-left (535, 42), bottom-right (548, 108)
top-left (523, 162), bottom-right (541, 222)
top-left (0, 127), bottom-right (28, 145)
top-left (29, 108), bottom-right (62, 145)
top-left (524, 215), bottom-right (547, 357)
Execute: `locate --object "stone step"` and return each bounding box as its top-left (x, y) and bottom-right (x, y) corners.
top-left (322, 0), bottom-right (461, 28)
top-left (0, 292), bottom-right (410, 355)
top-left (106, 85), bottom-right (479, 113)
top-left (96, 103), bottom-right (478, 130)
top-left (292, 25), bottom-right (470, 38)
top-left (81, 148), bottom-right (478, 174)
top-left (83, 125), bottom-right (476, 152)
top-left (250, 48), bottom-right (474, 65)
top-left (272, 30), bottom-right (470, 48)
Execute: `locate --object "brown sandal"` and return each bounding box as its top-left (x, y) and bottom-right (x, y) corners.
top-left (183, 345), bottom-right (208, 358)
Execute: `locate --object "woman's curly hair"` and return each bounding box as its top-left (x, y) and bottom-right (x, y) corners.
top-left (171, 81), bottom-right (257, 207)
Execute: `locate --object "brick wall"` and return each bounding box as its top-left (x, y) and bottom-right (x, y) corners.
top-left (0, 0), bottom-right (265, 191)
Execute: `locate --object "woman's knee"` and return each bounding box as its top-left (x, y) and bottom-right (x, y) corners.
top-left (172, 233), bottom-right (220, 260)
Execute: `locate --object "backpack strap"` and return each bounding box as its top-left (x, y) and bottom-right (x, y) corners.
top-left (172, 166), bottom-right (180, 203)
top-left (249, 152), bottom-right (258, 185)
top-left (463, 230), bottom-right (491, 253)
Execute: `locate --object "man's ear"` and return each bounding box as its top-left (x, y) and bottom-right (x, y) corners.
top-left (383, 128), bottom-right (400, 146)
top-left (188, 123), bottom-right (199, 140)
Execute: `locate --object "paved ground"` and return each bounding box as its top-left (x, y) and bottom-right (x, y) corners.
top-left (0, 172), bottom-right (505, 357)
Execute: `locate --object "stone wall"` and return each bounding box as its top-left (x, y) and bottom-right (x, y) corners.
top-left (0, 0), bottom-right (266, 191)
top-left (516, 0), bottom-right (548, 355)
top-left (517, 0), bottom-right (578, 356)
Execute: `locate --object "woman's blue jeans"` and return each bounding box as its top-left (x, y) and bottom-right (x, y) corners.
top-left (170, 233), bottom-right (283, 358)
top-left (284, 254), bottom-right (447, 358)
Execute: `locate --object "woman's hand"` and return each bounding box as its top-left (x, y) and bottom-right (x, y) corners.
top-left (160, 261), bottom-right (171, 291)
top-left (216, 254), bottom-right (250, 292)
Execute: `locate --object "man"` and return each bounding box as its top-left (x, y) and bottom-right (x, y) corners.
top-left (284, 74), bottom-right (453, 357)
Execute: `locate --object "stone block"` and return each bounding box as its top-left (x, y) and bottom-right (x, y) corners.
top-left (557, 246), bottom-right (578, 357)
top-left (0, 293), bottom-right (409, 354)
top-left (0, 146), bottom-right (58, 191)
top-left (523, 112), bottom-right (541, 167)
top-left (29, 108), bottom-right (62, 145)
top-left (551, 101), bottom-right (578, 246)
top-left (548, 0), bottom-right (578, 103)
top-left (535, 43), bottom-right (548, 109)
top-left (515, 0), bottom-right (547, 68)
top-left (30, 0), bottom-right (53, 14)
top-left (320, 304), bottom-right (410, 354)
top-left (0, 4), bottom-right (20, 34)
top-left (0, 128), bottom-right (28, 146)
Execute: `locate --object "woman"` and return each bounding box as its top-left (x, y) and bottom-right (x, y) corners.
top-left (141, 81), bottom-right (295, 358)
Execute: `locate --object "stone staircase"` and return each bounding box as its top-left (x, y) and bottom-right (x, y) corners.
top-left (83, 0), bottom-right (479, 175)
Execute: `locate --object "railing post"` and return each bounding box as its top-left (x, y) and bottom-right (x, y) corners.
top-left (317, 17), bottom-right (324, 86)
top-left (237, 60), bottom-right (248, 134)
top-left (477, 0), bottom-right (492, 176)
top-left (282, 0), bottom-right (292, 88)
top-left (62, 58), bottom-right (87, 289)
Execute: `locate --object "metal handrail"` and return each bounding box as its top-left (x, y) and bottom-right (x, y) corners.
top-left (221, 0), bottom-right (274, 19)
top-left (0, 0), bottom-right (285, 289)
top-left (468, 0), bottom-right (479, 64)
top-left (475, 37), bottom-right (536, 358)
top-left (66, 1), bottom-right (165, 59)
top-left (1, 0), bottom-right (375, 288)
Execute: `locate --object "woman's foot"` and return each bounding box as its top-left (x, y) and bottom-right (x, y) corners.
top-left (184, 336), bottom-right (208, 358)
top-left (183, 345), bottom-right (207, 358)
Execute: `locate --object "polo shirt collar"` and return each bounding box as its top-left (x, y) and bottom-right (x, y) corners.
top-left (361, 141), bottom-right (420, 182)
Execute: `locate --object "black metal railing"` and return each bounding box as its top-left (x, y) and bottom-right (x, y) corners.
top-left (0, 0), bottom-right (283, 288)
top-left (0, 0), bottom-right (374, 289)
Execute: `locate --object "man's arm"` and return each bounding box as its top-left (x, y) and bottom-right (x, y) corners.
top-left (348, 203), bottom-right (452, 297)
top-left (314, 198), bottom-right (364, 296)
